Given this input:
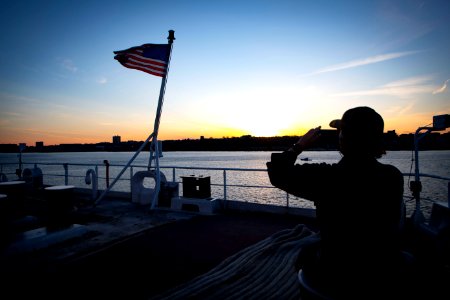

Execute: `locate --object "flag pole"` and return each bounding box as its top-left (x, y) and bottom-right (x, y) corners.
top-left (149, 30), bottom-right (175, 210)
top-left (95, 30), bottom-right (175, 207)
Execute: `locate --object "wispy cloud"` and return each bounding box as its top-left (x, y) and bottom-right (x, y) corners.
top-left (432, 79), bottom-right (449, 94)
top-left (58, 58), bottom-right (78, 72)
top-left (97, 77), bottom-right (107, 84)
top-left (311, 51), bottom-right (419, 75)
top-left (383, 75), bottom-right (433, 88)
top-left (386, 102), bottom-right (415, 116)
top-left (376, 1), bottom-right (435, 51)
top-left (333, 75), bottom-right (435, 98)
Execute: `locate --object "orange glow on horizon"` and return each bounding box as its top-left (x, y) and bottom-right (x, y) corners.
top-left (0, 114), bottom-right (450, 146)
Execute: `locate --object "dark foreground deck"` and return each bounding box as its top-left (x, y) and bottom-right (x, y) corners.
top-left (1, 190), bottom-right (449, 300)
top-left (1, 192), bottom-right (318, 299)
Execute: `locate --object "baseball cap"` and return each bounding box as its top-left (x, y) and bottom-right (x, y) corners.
top-left (329, 106), bottom-right (384, 135)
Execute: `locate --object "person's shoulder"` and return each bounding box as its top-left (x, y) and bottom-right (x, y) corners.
top-left (377, 161), bottom-right (400, 171)
top-left (377, 161), bottom-right (403, 177)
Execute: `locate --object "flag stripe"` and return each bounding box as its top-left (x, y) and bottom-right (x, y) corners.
top-left (122, 63), bottom-right (166, 77)
top-left (127, 53), bottom-right (167, 69)
top-left (130, 54), bottom-right (167, 67)
top-left (114, 43), bottom-right (170, 77)
top-left (126, 56), bottom-right (166, 72)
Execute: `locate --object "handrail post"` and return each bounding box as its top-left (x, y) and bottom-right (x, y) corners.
top-left (95, 165), bottom-right (99, 196)
top-left (63, 163), bottom-right (68, 185)
top-left (130, 166), bottom-right (133, 193)
top-left (104, 160), bottom-right (110, 188)
top-left (448, 181), bottom-right (449, 208)
top-left (223, 170), bottom-right (227, 201)
top-left (172, 167), bottom-right (175, 182)
top-left (286, 192), bottom-right (289, 208)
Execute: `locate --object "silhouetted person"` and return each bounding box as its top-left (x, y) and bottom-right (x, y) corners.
top-left (267, 106), bottom-right (411, 298)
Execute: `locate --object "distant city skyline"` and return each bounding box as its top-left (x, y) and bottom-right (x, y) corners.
top-left (1, 0), bottom-right (449, 146)
top-left (2, 130), bottom-right (449, 154)
top-left (4, 127), bottom-right (449, 150)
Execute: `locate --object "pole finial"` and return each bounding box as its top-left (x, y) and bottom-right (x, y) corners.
top-left (168, 30), bottom-right (175, 44)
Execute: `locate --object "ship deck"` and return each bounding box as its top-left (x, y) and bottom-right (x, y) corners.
top-left (1, 192), bottom-right (318, 299)
top-left (1, 189), bottom-right (449, 299)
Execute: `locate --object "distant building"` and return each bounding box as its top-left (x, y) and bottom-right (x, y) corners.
top-left (113, 135), bottom-right (121, 144)
top-left (36, 141), bottom-right (44, 148)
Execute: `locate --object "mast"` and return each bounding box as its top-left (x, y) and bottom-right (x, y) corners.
top-left (148, 30), bottom-right (175, 210)
top-left (95, 30), bottom-right (175, 207)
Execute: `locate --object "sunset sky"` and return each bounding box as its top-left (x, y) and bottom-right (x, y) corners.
top-left (1, 0), bottom-right (449, 146)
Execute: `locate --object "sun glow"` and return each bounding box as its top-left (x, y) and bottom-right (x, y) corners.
top-left (232, 112), bottom-right (293, 137)
top-left (184, 83), bottom-right (321, 138)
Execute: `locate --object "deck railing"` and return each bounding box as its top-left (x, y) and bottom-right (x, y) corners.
top-left (1, 161), bottom-right (449, 215)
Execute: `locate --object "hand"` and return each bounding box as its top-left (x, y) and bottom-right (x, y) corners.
top-left (294, 126), bottom-right (321, 151)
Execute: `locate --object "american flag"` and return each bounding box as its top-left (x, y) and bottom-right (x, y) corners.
top-left (114, 44), bottom-right (170, 77)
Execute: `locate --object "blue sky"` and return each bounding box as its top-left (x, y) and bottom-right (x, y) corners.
top-left (0, 0), bottom-right (449, 145)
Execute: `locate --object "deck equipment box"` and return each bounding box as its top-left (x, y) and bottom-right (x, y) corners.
top-left (181, 175), bottom-right (211, 199)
